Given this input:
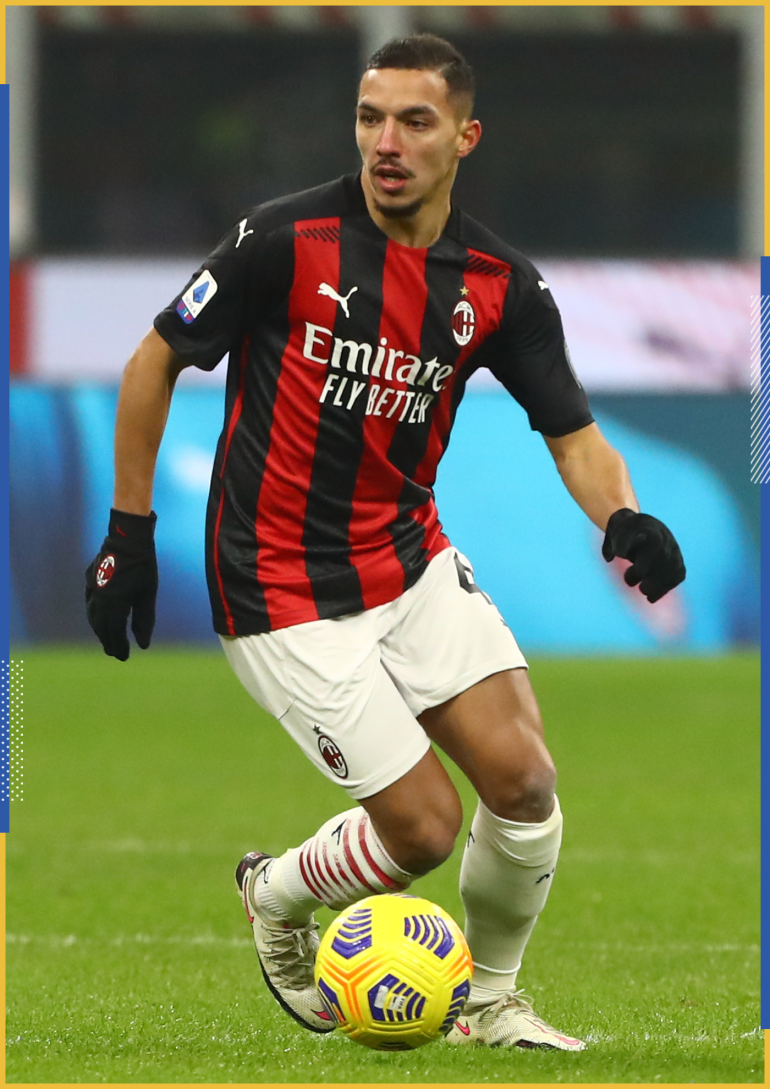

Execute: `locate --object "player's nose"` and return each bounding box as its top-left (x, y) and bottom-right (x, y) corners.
top-left (376, 117), bottom-right (402, 156)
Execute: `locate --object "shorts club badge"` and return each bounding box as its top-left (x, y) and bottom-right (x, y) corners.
top-left (313, 727), bottom-right (349, 779)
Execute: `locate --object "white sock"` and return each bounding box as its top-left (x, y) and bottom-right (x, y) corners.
top-left (253, 807), bottom-right (414, 925)
top-left (459, 795), bottom-right (563, 997)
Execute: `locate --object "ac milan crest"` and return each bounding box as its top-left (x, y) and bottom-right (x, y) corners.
top-left (451, 300), bottom-right (475, 346)
top-left (96, 554), bottom-right (116, 587)
top-left (317, 733), bottom-right (349, 779)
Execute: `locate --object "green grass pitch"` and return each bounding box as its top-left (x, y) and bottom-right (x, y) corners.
top-left (6, 647), bottom-right (761, 1083)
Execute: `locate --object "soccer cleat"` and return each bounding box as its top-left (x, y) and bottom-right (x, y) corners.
top-left (444, 989), bottom-right (585, 1050)
top-left (235, 851), bottom-right (335, 1034)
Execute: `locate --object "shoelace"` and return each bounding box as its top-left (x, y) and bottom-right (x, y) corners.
top-left (262, 922), bottom-right (320, 986)
top-left (476, 989), bottom-right (535, 1023)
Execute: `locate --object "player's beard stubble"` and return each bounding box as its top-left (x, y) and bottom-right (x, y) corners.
top-left (373, 195), bottom-right (425, 219)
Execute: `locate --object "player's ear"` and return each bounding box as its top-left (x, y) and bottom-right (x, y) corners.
top-left (457, 119), bottom-right (482, 159)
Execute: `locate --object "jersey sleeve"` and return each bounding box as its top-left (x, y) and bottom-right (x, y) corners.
top-left (153, 215), bottom-right (282, 371)
top-left (485, 260), bottom-right (594, 438)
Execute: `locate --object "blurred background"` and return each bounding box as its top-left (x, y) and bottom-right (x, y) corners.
top-left (8, 4), bottom-right (762, 653)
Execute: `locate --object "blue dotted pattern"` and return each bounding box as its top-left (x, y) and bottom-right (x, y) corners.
top-left (9, 660), bottom-right (23, 803)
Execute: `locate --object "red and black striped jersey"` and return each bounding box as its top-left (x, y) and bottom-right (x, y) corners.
top-left (154, 174), bottom-right (593, 636)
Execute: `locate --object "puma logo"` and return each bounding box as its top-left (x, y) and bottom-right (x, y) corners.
top-left (235, 219), bottom-right (254, 248)
top-left (318, 282), bottom-right (358, 318)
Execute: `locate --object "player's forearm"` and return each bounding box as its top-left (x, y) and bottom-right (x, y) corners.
top-left (545, 423), bottom-right (638, 532)
top-left (113, 330), bottom-right (186, 515)
top-left (559, 451), bottom-right (637, 531)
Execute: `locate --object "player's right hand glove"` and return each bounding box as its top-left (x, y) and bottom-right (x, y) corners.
top-left (85, 509), bottom-right (158, 661)
top-left (601, 508), bottom-right (685, 604)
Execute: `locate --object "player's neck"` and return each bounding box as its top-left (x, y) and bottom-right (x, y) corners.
top-left (360, 174), bottom-right (452, 249)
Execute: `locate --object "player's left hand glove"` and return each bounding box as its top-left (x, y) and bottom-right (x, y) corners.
top-left (601, 508), bottom-right (685, 604)
top-left (85, 509), bottom-right (158, 661)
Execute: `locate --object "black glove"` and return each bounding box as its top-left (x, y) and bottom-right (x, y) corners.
top-left (602, 508), bottom-right (685, 604)
top-left (85, 509), bottom-right (158, 661)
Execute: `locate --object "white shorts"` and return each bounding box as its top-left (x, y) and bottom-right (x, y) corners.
top-left (221, 547), bottom-right (527, 800)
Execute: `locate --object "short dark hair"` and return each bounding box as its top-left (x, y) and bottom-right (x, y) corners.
top-left (365, 34), bottom-right (475, 115)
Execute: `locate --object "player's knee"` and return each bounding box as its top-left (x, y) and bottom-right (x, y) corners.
top-left (402, 826), bottom-right (458, 875)
top-left (388, 797), bottom-right (463, 875)
top-left (483, 756), bottom-right (557, 824)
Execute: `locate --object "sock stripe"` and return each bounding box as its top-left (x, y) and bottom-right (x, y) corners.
top-left (321, 842), bottom-right (349, 895)
top-left (298, 846), bottom-right (325, 901)
top-left (334, 857), bottom-right (357, 891)
top-left (358, 815), bottom-right (407, 891)
top-left (304, 844), bottom-right (320, 892)
top-left (342, 820), bottom-right (380, 895)
top-left (267, 808), bottom-right (415, 920)
top-left (311, 843), bottom-right (329, 896)
top-left (312, 842), bottom-right (341, 902)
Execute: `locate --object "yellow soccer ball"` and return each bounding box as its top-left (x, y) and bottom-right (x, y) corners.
top-left (314, 893), bottom-right (473, 1050)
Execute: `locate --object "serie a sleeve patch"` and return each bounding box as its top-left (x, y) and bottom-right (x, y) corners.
top-left (176, 269), bottom-right (219, 325)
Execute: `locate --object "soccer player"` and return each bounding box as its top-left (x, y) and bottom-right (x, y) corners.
top-left (86, 35), bottom-right (685, 1050)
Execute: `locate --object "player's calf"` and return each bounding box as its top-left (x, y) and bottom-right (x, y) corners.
top-left (460, 797), bottom-right (564, 999)
top-left (360, 748), bottom-right (464, 875)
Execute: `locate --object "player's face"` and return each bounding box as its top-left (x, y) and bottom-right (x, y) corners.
top-left (356, 68), bottom-right (480, 220)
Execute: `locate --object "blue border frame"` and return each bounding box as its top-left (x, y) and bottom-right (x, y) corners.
top-left (1, 84), bottom-right (9, 834)
top-left (761, 256), bottom-right (768, 1029)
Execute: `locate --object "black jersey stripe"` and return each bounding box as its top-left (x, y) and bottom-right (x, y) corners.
top-left (209, 338), bottom-right (249, 634)
top-left (301, 217), bottom-right (389, 619)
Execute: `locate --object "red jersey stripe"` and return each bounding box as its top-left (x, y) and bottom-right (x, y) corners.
top-left (347, 240), bottom-right (430, 606)
top-left (254, 219), bottom-right (342, 627)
